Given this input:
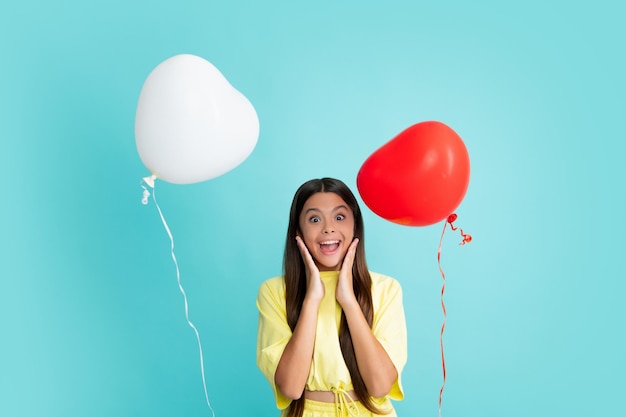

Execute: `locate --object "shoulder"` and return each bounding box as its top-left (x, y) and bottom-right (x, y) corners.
top-left (257, 276), bottom-right (285, 298)
top-left (256, 276), bottom-right (287, 317)
top-left (369, 271), bottom-right (403, 300)
top-left (369, 271), bottom-right (402, 290)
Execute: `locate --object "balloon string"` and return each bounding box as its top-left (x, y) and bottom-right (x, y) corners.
top-left (141, 177), bottom-right (216, 417)
top-left (436, 220), bottom-right (448, 417)
top-left (437, 214), bottom-right (472, 417)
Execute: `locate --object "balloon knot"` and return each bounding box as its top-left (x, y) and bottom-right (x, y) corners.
top-left (142, 174), bottom-right (156, 189)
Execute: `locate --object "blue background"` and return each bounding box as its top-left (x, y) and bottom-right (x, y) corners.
top-left (1, 1), bottom-right (624, 416)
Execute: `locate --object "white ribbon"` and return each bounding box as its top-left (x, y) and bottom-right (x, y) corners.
top-left (141, 176), bottom-right (216, 417)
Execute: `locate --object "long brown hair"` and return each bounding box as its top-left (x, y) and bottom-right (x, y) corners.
top-left (282, 178), bottom-right (385, 416)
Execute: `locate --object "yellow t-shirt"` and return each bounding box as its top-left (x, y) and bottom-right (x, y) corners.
top-left (256, 270), bottom-right (407, 410)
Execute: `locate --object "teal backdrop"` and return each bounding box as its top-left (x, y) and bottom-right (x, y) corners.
top-left (1, 1), bottom-right (624, 416)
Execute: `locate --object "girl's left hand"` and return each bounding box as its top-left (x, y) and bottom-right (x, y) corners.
top-left (336, 238), bottom-right (359, 308)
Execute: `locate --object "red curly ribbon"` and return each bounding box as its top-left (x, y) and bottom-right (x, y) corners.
top-left (446, 213), bottom-right (472, 246)
top-left (437, 214), bottom-right (471, 417)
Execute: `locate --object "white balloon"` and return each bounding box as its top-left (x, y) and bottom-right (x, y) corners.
top-left (135, 54), bottom-right (259, 184)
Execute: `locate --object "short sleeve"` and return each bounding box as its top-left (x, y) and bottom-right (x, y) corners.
top-left (256, 278), bottom-right (292, 410)
top-left (371, 274), bottom-right (408, 401)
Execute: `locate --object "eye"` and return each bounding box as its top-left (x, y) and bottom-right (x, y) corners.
top-left (309, 216), bottom-right (321, 223)
top-left (335, 214), bottom-right (345, 221)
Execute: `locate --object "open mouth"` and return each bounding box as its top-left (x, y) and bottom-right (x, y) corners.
top-left (319, 240), bottom-right (341, 254)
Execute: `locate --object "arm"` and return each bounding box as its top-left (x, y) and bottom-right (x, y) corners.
top-left (274, 236), bottom-right (324, 400)
top-left (335, 239), bottom-right (398, 398)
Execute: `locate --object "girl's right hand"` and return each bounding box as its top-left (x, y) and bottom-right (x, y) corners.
top-left (295, 236), bottom-right (324, 303)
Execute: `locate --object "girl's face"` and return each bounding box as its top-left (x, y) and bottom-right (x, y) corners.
top-left (298, 192), bottom-right (355, 271)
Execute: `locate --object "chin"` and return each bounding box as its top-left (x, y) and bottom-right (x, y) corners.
top-left (316, 261), bottom-right (341, 271)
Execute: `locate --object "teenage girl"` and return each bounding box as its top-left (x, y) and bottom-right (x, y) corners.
top-left (257, 178), bottom-right (407, 417)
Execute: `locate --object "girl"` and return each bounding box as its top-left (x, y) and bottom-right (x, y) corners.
top-left (257, 178), bottom-right (407, 417)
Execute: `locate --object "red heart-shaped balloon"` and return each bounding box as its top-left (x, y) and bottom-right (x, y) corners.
top-left (357, 121), bottom-right (470, 226)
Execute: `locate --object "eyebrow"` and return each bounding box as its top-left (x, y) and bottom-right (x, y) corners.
top-left (304, 205), bottom-right (349, 214)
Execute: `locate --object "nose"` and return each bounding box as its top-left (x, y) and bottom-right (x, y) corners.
top-left (322, 222), bottom-right (335, 234)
